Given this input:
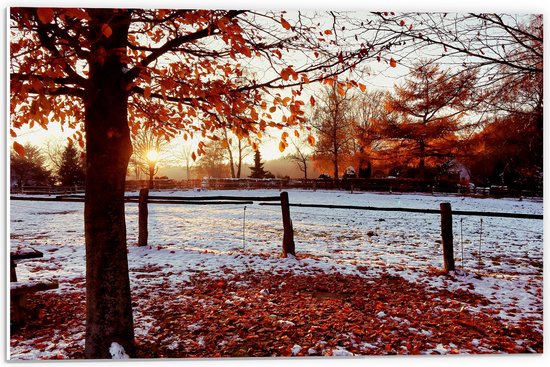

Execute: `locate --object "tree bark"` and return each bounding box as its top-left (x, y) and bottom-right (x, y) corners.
top-left (280, 191), bottom-right (295, 257)
top-left (440, 202), bottom-right (455, 272)
top-left (83, 10), bottom-right (135, 359)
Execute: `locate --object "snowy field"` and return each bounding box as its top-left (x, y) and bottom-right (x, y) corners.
top-left (9, 189), bottom-right (544, 359)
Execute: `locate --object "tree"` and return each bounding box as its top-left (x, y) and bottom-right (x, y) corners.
top-left (248, 150), bottom-right (272, 179)
top-left (172, 142), bottom-right (196, 180)
top-left (376, 60), bottom-right (476, 178)
top-left (375, 13), bottom-right (543, 179)
top-left (352, 89), bottom-right (387, 178)
top-left (288, 137), bottom-right (312, 181)
top-left (57, 142), bottom-right (85, 186)
top-left (10, 8), bottom-right (402, 357)
top-left (222, 127), bottom-right (254, 179)
top-left (375, 13), bottom-right (542, 91)
top-left (310, 82), bottom-right (356, 179)
top-left (10, 143), bottom-right (52, 187)
top-left (193, 140), bottom-right (229, 178)
top-left (463, 113), bottom-right (542, 188)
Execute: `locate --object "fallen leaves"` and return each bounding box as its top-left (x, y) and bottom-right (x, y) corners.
top-left (10, 269), bottom-right (543, 360)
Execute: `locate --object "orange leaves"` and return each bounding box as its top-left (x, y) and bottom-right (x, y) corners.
top-left (13, 141), bottom-right (25, 157)
top-left (250, 108), bottom-right (259, 121)
top-left (310, 96), bottom-right (315, 106)
top-left (280, 66), bottom-right (298, 81)
top-left (62, 8), bottom-right (91, 21)
top-left (324, 29), bottom-right (333, 35)
top-left (389, 58), bottom-right (397, 68)
top-left (280, 16), bottom-right (291, 30)
top-left (37, 8), bottom-right (54, 24)
top-left (307, 134), bottom-right (315, 146)
top-left (143, 86), bottom-right (152, 99)
top-left (101, 24), bottom-right (113, 38)
top-left (157, 9), bottom-right (168, 20)
top-left (337, 84), bottom-right (346, 97)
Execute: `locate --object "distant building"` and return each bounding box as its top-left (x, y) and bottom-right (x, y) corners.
top-left (440, 159), bottom-right (471, 186)
top-left (343, 166), bottom-right (356, 179)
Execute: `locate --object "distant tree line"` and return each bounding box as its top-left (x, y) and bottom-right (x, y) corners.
top-left (306, 12), bottom-right (542, 192)
top-left (10, 141), bottom-right (85, 187)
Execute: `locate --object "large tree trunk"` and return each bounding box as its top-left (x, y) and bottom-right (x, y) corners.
top-left (84, 11), bottom-right (135, 359)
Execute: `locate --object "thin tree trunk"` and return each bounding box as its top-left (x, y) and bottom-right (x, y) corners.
top-left (84, 11), bottom-right (135, 359)
top-left (419, 140), bottom-right (426, 179)
top-left (236, 139), bottom-right (243, 178)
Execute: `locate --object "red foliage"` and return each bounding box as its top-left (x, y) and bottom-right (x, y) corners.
top-left (10, 270), bottom-right (542, 359)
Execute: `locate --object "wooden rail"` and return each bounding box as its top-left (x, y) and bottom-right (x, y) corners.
top-left (258, 202), bottom-right (543, 220)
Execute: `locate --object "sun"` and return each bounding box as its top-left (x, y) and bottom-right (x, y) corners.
top-left (146, 149), bottom-right (158, 162)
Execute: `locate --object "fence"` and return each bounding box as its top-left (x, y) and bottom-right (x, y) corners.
top-left (11, 190), bottom-right (542, 274)
top-left (11, 178), bottom-right (542, 198)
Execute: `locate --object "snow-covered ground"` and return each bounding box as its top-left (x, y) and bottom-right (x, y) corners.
top-left (9, 189), bottom-right (543, 359)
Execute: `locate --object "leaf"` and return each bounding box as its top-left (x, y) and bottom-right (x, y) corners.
top-left (280, 17), bottom-right (291, 30)
top-left (269, 106), bottom-right (277, 113)
top-left (144, 86), bottom-right (151, 99)
top-left (307, 135), bottom-right (315, 146)
top-left (13, 141), bottom-right (25, 157)
top-left (278, 141), bottom-right (286, 152)
top-left (389, 57), bottom-right (397, 68)
top-left (280, 68), bottom-right (290, 81)
top-left (63, 8), bottom-right (91, 20)
top-left (310, 96), bottom-right (315, 106)
top-left (10, 129), bottom-right (17, 138)
top-left (358, 83), bottom-right (366, 92)
top-left (324, 29), bottom-right (333, 35)
top-left (250, 108), bottom-right (259, 121)
top-left (101, 24), bottom-right (113, 38)
top-left (37, 8), bottom-right (54, 24)
top-left (191, 152), bottom-right (197, 161)
top-left (400, 20), bottom-right (405, 26)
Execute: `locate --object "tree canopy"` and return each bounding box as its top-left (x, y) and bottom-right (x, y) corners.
top-left (10, 9), bottom-right (400, 156)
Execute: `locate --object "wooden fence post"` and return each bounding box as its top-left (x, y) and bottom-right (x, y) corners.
top-left (440, 202), bottom-right (455, 272)
top-left (280, 191), bottom-right (295, 257)
top-left (138, 188), bottom-right (149, 247)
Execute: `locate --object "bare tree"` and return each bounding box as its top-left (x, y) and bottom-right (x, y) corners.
top-left (310, 82), bottom-right (357, 179)
top-left (352, 89), bottom-right (387, 177)
top-left (288, 136), bottom-right (312, 181)
top-left (193, 140), bottom-right (230, 178)
top-left (221, 127), bottom-right (254, 178)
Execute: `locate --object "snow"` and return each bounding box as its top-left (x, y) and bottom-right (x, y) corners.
top-left (109, 342), bottom-right (129, 359)
top-left (8, 189), bottom-right (543, 359)
top-left (291, 344), bottom-right (302, 355)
